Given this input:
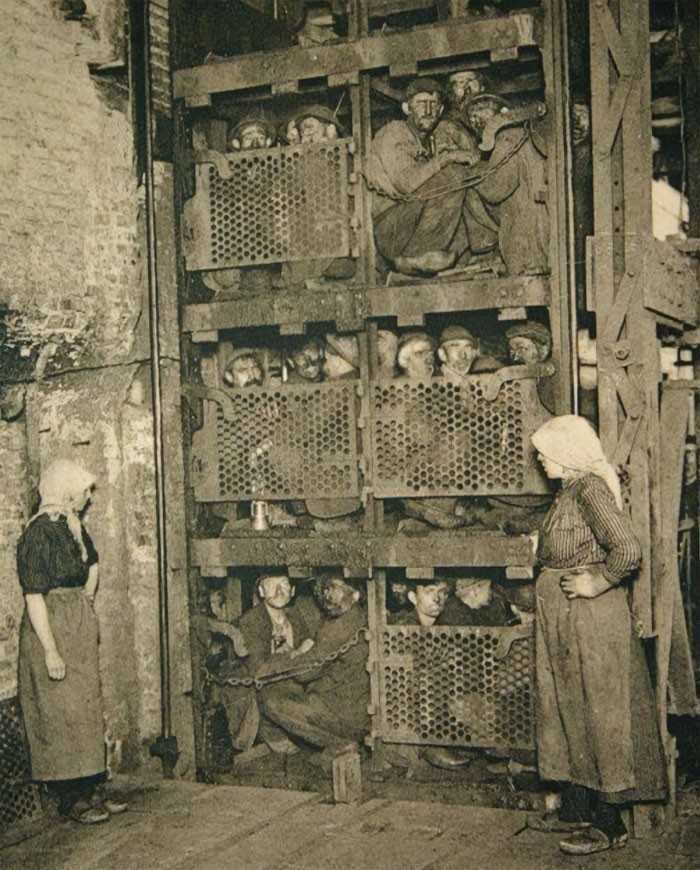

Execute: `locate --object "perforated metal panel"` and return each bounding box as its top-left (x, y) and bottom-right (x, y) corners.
top-left (371, 375), bottom-right (550, 497)
top-left (192, 383), bottom-right (361, 501)
top-left (184, 140), bottom-right (352, 270)
top-left (379, 626), bottom-right (534, 748)
top-left (0, 698), bottom-right (43, 829)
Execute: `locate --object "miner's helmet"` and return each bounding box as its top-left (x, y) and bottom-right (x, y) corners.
top-left (397, 331), bottom-right (437, 353)
top-left (465, 93), bottom-right (513, 114)
top-left (229, 113), bottom-right (277, 145)
top-left (290, 104), bottom-right (346, 137)
top-left (438, 325), bottom-right (477, 347)
top-left (505, 321), bottom-right (551, 349)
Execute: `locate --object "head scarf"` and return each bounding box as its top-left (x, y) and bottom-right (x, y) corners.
top-left (30, 459), bottom-right (96, 561)
top-left (531, 415), bottom-right (622, 509)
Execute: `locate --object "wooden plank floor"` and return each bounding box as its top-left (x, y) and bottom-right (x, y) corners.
top-left (1, 779), bottom-right (696, 870)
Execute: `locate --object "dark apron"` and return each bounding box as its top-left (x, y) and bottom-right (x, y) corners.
top-left (19, 588), bottom-right (105, 781)
top-left (535, 566), bottom-right (666, 801)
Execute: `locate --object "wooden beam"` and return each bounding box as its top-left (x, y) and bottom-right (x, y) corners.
top-left (173, 14), bottom-right (539, 101)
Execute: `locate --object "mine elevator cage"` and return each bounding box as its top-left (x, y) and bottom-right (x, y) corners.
top-left (168, 0), bottom-right (699, 814)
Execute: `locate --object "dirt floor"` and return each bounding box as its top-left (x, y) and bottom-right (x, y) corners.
top-left (2, 769), bottom-right (700, 870)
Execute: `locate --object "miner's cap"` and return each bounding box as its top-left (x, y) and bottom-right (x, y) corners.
top-left (405, 77), bottom-right (444, 101)
top-left (439, 325), bottom-right (477, 346)
top-left (505, 321), bottom-right (551, 347)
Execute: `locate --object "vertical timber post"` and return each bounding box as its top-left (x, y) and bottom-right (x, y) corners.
top-left (588, 0), bottom-right (669, 832)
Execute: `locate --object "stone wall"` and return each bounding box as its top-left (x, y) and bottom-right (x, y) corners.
top-left (0, 0), bottom-right (194, 774)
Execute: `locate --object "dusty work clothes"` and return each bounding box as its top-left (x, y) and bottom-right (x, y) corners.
top-left (476, 126), bottom-right (549, 275)
top-left (535, 474), bottom-right (666, 800)
top-left (261, 605), bottom-right (369, 750)
top-left (367, 121), bottom-right (497, 263)
top-left (17, 516), bottom-right (105, 781)
top-left (219, 596), bottom-right (320, 750)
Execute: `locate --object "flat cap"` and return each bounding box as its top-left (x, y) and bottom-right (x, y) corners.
top-left (505, 321), bottom-right (551, 347)
top-left (405, 77), bottom-right (444, 100)
top-left (439, 325), bottom-right (477, 346)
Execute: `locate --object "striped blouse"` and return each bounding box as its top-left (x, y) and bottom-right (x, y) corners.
top-left (537, 473), bottom-right (642, 584)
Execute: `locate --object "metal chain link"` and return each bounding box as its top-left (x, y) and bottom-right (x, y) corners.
top-left (363, 126), bottom-right (530, 204)
top-left (208, 627), bottom-right (369, 691)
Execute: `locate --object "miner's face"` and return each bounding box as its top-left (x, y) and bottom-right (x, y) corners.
top-left (239, 123), bottom-right (269, 150)
top-left (226, 355), bottom-right (263, 388)
top-left (290, 342), bottom-right (324, 382)
top-left (259, 575), bottom-right (294, 609)
top-left (509, 336), bottom-right (549, 364)
top-left (405, 92), bottom-right (443, 134)
top-left (409, 583), bottom-right (449, 619)
top-left (448, 72), bottom-right (483, 108)
top-left (572, 104), bottom-right (590, 146)
top-left (318, 578), bottom-right (359, 617)
top-left (468, 103), bottom-right (499, 135)
top-left (377, 330), bottom-right (398, 376)
top-left (299, 116), bottom-right (334, 143)
top-left (455, 579), bottom-right (492, 610)
top-left (441, 338), bottom-right (478, 376)
top-left (402, 339), bottom-right (435, 379)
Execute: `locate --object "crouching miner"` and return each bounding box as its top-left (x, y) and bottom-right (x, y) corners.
top-left (259, 574), bottom-right (369, 769)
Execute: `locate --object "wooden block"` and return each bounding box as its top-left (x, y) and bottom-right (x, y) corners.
top-left (332, 745), bottom-right (362, 803)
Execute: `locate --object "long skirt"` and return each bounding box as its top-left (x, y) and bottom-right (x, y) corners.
top-left (19, 587), bottom-right (105, 781)
top-left (535, 567), bottom-right (666, 802)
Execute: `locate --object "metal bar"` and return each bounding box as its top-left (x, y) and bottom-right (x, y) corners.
top-left (173, 14), bottom-right (539, 100)
top-left (138, 0), bottom-right (177, 773)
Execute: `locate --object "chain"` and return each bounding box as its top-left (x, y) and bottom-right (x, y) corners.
top-left (209, 627), bottom-right (369, 691)
top-left (364, 126), bottom-right (530, 204)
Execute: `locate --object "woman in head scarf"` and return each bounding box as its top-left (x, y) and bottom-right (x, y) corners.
top-left (528, 415), bottom-right (665, 855)
top-left (17, 459), bottom-right (127, 824)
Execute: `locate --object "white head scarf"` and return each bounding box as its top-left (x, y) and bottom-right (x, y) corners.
top-left (531, 415), bottom-right (623, 509)
top-left (29, 459), bottom-right (96, 561)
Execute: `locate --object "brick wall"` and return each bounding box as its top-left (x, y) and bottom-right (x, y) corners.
top-left (0, 1), bottom-right (195, 773)
top-left (0, 422), bottom-right (30, 703)
top-left (0, 0), bottom-right (145, 372)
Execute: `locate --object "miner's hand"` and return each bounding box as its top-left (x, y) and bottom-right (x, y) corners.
top-left (441, 149), bottom-right (477, 166)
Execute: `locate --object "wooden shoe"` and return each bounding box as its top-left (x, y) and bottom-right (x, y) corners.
top-left (559, 827), bottom-right (628, 855)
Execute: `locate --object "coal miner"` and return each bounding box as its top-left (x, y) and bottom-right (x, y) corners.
top-left (218, 573), bottom-right (320, 755)
top-left (467, 94), bottom-right (550, 276)
top-left (434, 70), bottom-right (485, 160)
top-left (228, 113), bottom-right (280, 292)
top-left (259, 575), bottom-right (369, 767)
top-left (367, 77), bottom-right (498, 276)
top-left (396, 331), bottom-right (436, 379)
top-left (396, 331), bottom-right (468, 530)
top-left (228, 113), bottom-right (276, 152)
top-left (438, 576), bottom-right (516, 628)
top-left (437, 325), bottom-right (500, 377)
top-left (285, 337), bottom-right (325, 384)
top-left (282, 105), bottom-right (355, 288)
top-left (505, 320), bottom-right (555, 413)
top-left (377, 328), bottom-right (399, 378)
top-left (389, 578), bottom-right (449, 626)
top-left (222, 348), bottom-right (264, 389)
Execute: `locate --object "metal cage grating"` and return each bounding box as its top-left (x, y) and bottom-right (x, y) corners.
top-left (193, 383), bottom-right (361, 501)
top-left (0, 697), bottom-right (43, 829)
top-left (186, 140), bottom-right (352, 270)
top-left (371, 376), bottom-right (550, 497)
top-left (379, 626), bottom-right (534, 748)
